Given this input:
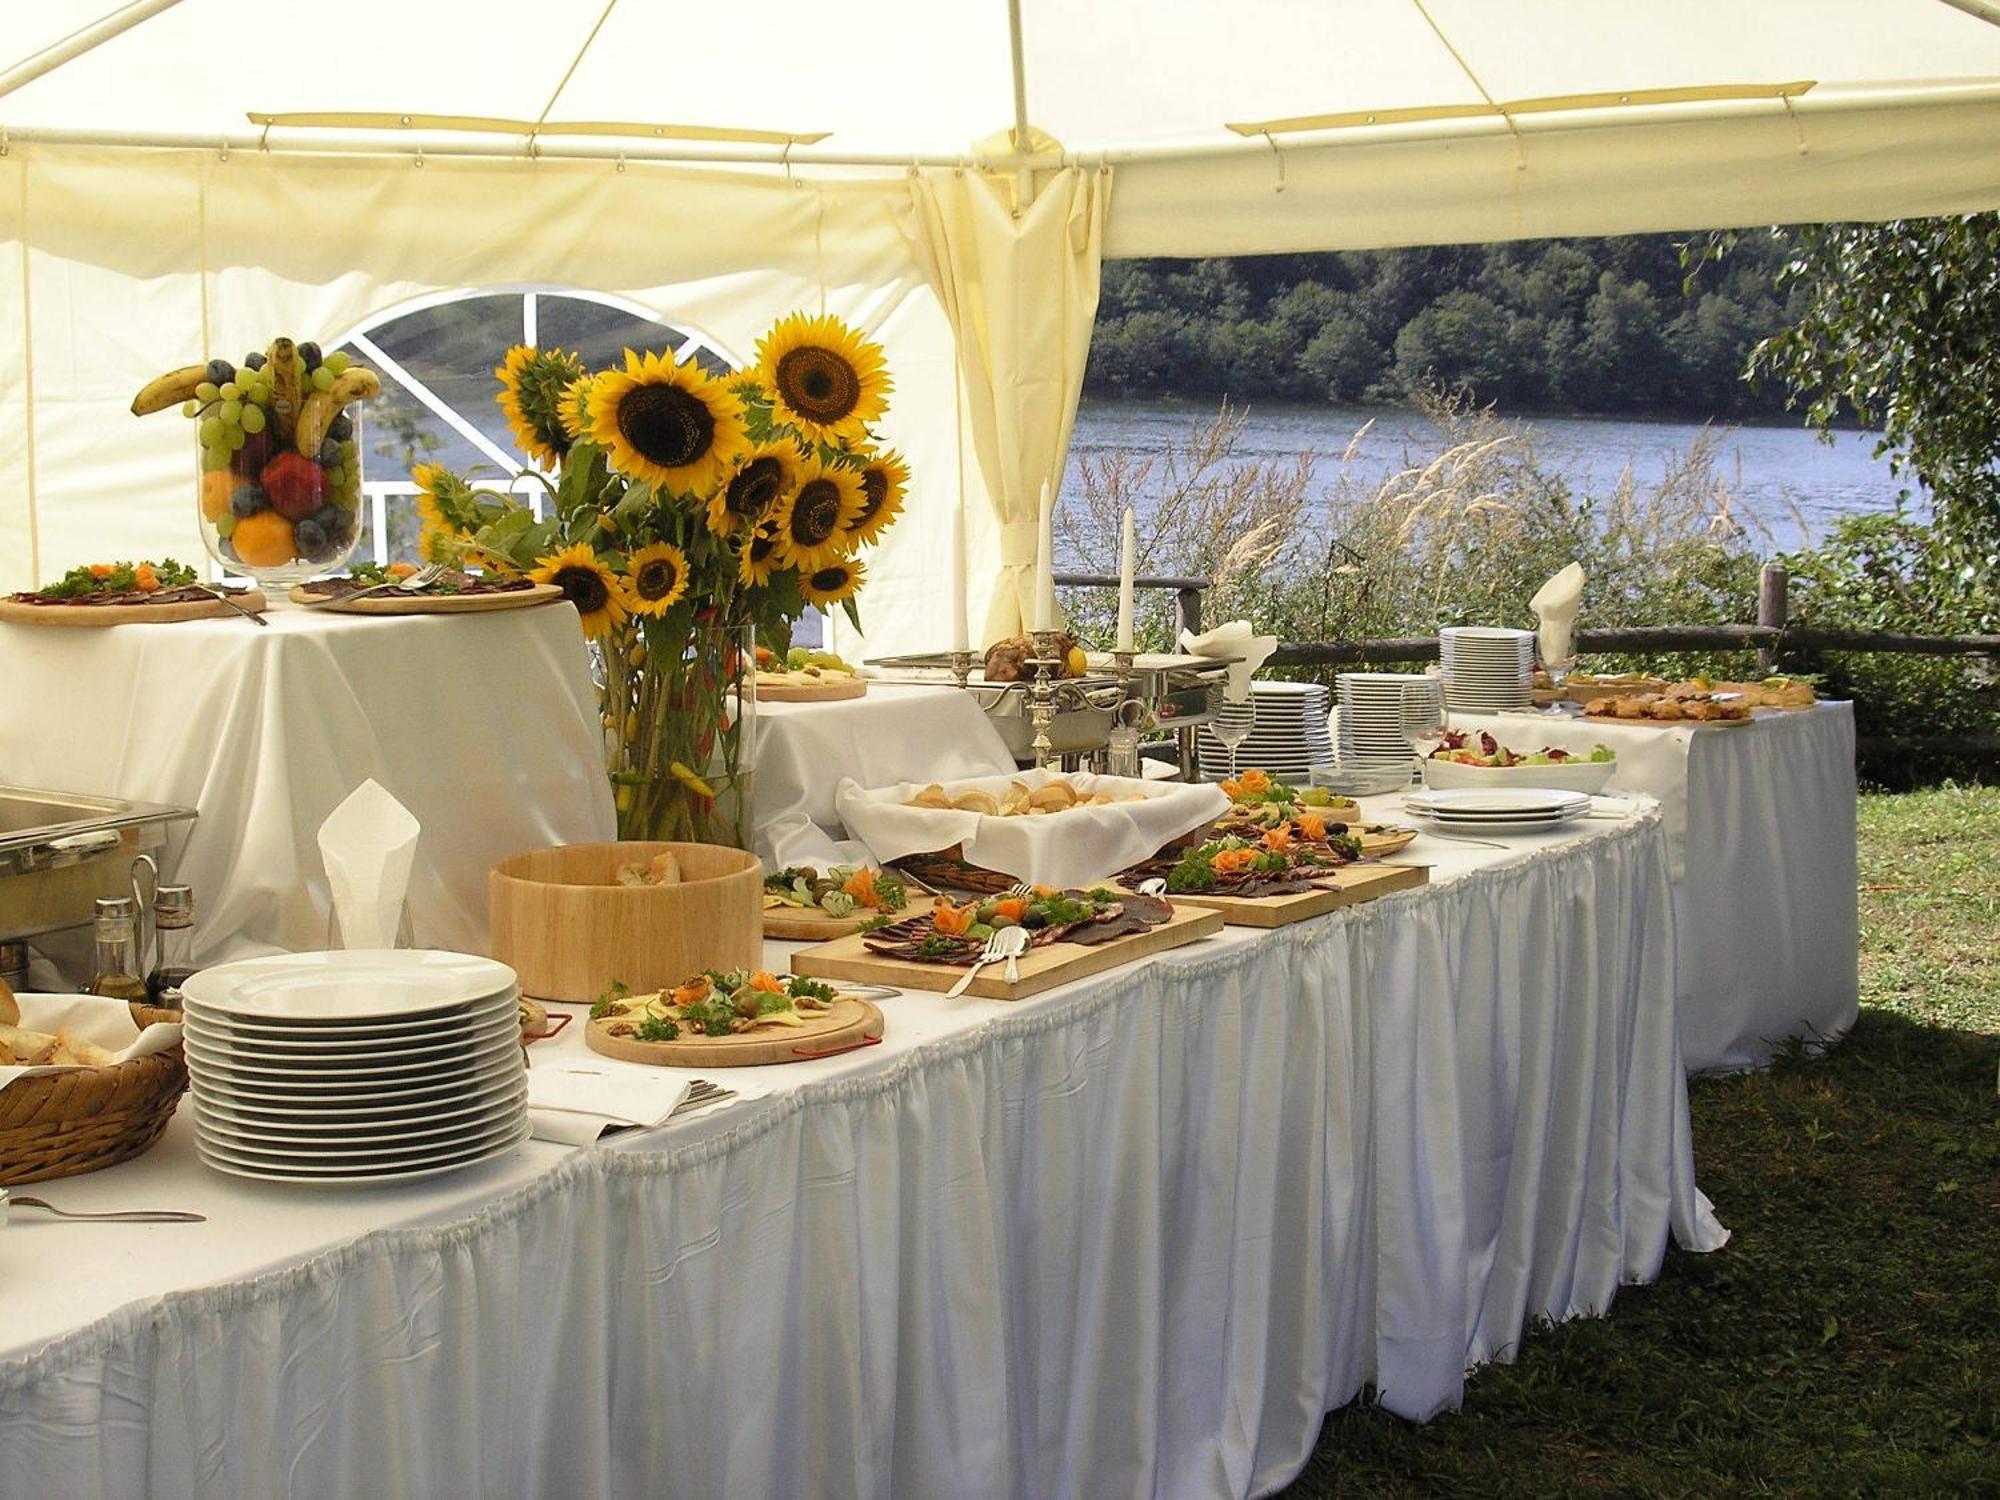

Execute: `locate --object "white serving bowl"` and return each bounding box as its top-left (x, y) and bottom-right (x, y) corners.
top-left (1420, 755), bottom-right (1617, 795)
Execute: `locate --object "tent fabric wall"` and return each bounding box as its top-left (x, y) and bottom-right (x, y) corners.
top-left (903, 166), bottom-right (1108, 642)
top-left (0, 148), bottom-right (1002, 658)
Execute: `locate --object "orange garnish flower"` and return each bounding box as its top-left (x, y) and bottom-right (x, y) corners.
top-left (843, 867), bottom-right (879, 906)
top-left (671, 976), bottom-right (711, 1007)
top-left (132, 564), bottom-right (160, 592)
top-left (1262, 826), bottom-right (1294, 852)
top-left (1220, 778), bottom-right (1242, 800)
top-left (1298, 812), bottom-right (1327, 842)
top-left (1212, 848), bottom-right (1259, 875)
top-left (932, 897), bottom-right (976, 936)
top-left (749, 971), bottom-right (786, 995)
top-left (1238, 769), bottom-right (1273, 795)
top-left (991, 896), bottom-right (1028, 923)
top-left (89, 563), bottom-right (113, 579)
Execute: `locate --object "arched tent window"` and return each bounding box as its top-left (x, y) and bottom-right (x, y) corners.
top-left (330, 289), bottom-right (740, 563)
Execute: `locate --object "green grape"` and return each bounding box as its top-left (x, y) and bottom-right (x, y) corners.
top-left (323, 351), bottom-right (350, 376)
top-left (310, 367), bottom-right (335, 393)
top-left (240, 404), bottom-right (266, 434)
top-left (202, 444), bottom-right (232, 472)
top-left (219, 382), bottom-right (239, 401)
top-left (198, 416), bottom-right (222, 446)
top-left (226, 425), bottom-right (246, 451)
top-left (215, 512), bottom-right (237, 539)
top-left (219, 399), bottom-right (242, 425)
top-left (325, 465), bottom-right (346, 488)
top-left (195, 381), bottom-right (220, 403)
top-left (340, 440), bottom-right (358, 460)
top-left (180, 400), bottom-right (199, 418)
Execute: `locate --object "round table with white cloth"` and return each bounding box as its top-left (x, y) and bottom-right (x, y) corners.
top-left (1448, 702), bottom-right (1859, 1071)
top-left (0, 603), bottom-right (616, 969)
top-left (0, 794), bottom-right (1725, 1499)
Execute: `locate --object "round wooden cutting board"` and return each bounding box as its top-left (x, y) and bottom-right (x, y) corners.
top-left (585, 997), bottom-right (883, 1068)
top-left (0, 589), bottom-right (268, 626)
top-left (1356, 825), bottom-right (1418, 857)
top-left (288, 583), bottom-right (562, 615)
top-left (755, 675), bottom-right (867, 703)
top-left (762, 903), bottom-right (873, 941)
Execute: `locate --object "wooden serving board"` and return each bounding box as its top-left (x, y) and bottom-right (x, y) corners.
top-left (1356, 826), bottom-right (1418, 858)
top-left (0, 589), bottom-right (267, 626)
top-left (288, 583), bottom-right (562, 614)
top-left (762, 902), bottom-right (872, 940)
top-left (1579, 713), bottom-right (1754, 730)
top-left (586, 997), bottom-right (883, 1067)
top-left (1169, 859), bottom-right (1428, 928)
top-left (792, 902), bottom-right (1224, 1000)
top-left (755, 675), bottom-right (867, 702)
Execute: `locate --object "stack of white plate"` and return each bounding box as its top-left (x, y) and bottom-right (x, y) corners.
top-left (181, 950), bottom-right (529, 1186)
top-left (1403, 787), bottom-right (1591, 836)
top-left (1196, 680), bottom-right (1335, 780)
top-left (1335, 673), bottom-right (1443, 769)
top-left (1439, 627), bottom-right (1535, 712)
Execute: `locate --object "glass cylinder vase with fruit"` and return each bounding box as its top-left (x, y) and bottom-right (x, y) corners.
top-left (171, 339), bottom-right (380, 588)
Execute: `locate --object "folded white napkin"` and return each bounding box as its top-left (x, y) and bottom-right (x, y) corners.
top-left (1530, 563), bottom-right (1586, 666)
top-left (835, 768), bottom-right (1228, 888)
top-left (318, 780), bottom-right (419, 950)
top-left (1179, 619), bottom-right (1278, 703)
top-left (0, 994), bottom-right (183, 1093)
top-left (526, 1056), bottom-right (692, 1146)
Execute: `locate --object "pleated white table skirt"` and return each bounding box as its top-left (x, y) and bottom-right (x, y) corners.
top-left (0, 802), bottom-right (1725, 1499)
top-left (1449, 703), bottom-right (1859, 1070)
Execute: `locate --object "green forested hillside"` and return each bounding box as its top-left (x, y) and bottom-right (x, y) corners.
top-left (1087, 232), bottom-right (1800, 417)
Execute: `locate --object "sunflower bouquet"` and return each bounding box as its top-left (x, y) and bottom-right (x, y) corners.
top-left (413, 312), bottom-right (907, 847)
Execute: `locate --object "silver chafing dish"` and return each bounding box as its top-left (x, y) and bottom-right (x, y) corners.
top-left (0, 786), bottom-right (195, 944)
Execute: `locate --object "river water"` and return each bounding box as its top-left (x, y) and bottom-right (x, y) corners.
top-left (1066, 398), bottom-right (1918, 554)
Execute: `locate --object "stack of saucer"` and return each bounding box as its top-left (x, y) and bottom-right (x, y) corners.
top-left (1403, 787), bottom-right (1591, 836)
top-left (181, 950), bottom-right (528, 1186)
top-left (1196, 680), bottom-right (1335, 780)
top-left (1439, 627), bottom-right (1535, 711)
top-left (1335, 672), bottom-right (1442, 771)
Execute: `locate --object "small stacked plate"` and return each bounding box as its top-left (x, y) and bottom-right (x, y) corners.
top-left (1403, 787), bottom-right (1591, 836)
top-left (1439, 627), bottom-right (1535, 712)
top-left (1196, 680), bottom-right (1335, 780)
top-left (1335, 673), bottom-right (1442, 770)
top-left (181, 950), bottom-right (528, 1186)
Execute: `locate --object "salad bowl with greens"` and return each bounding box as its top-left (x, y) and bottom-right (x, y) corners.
top-left (1420, 730), bottom-right (1617, 795)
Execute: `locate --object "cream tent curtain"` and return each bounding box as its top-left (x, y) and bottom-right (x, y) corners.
top-left (2, 0), bottom-right (2000, 637)
top-left (904, 165), bottom-right (1107, 642)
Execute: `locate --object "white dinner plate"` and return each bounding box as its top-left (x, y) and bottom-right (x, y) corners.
top-left (191, 1083), bottom-right (527, 1133)
top-left (193, 1089), bottom-right (526, 1147)
top-left (1412, 815), bottom-right (1584, 836)
top-left (188, 1052), bottom-right (524, 1107)
top-left (194, 1117), bottom-right (531, 1185)
top-left (1406, 789), bottom-right (1589, 817)
top-left (182, 989), bottom-right (518, 1040)
top-left (196, 1105), bottom-right (527, 1163)
top-left (182, 949), bottom-right (517, 1021)
top-left (185, 1029), bottom-right (522, 1085)
top-left (184, 1003), bottom-right (519, 1057)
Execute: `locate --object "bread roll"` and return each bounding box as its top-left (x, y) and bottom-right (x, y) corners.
top-left (951, 789), bottom-right (1001, 816)
top-left (0, 974), bottom-right (16, 1028)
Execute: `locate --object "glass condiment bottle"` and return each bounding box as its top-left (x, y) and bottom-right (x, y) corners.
top-left (88, 896), bottom-right (150, 1001)
top-left (146, 885), bottom-right (196, 1009)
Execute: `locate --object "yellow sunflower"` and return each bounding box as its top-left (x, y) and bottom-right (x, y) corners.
top-left (708, 443), bottom-right (800, 538)
top-left (846, 449), bottom-right (910, 548)
top-left (623, 541), bottom-right (691, 616)
top-left (799, 556), bottom-right (866, 607)
top-left (769, 457), bottom-right (863, 573)
top-left (495, 346), bottom-right (587, 469)
top-left (753, 313), bottom-right (891, 445)
top-left (558, 374), bottom-right (599, 442)
top-left (737, 522), bottom-right (785, 590)
top-left (530, 542), bottom-right (628, 639)
top-left (590, 348), bottom-right (749, 494)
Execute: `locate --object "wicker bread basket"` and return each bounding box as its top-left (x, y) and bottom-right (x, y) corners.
top-left (0, 1003), bottom-right (187, 1185)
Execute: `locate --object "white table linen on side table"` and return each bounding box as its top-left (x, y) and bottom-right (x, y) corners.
top-left (0, 798), bottom-right (1724, 1500)
top-left (1452, 702), bottom-right (1859, 1071)
top-left (0, 602), bottom-right (614, 967)
top-left (753, 682), bottom-right (1014, 868)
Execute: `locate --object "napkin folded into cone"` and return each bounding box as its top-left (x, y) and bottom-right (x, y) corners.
top-left (1179, 619), bottom-right (1277, 703)
top-left (317, 780), bottom-right (419, 950)
top-left (1530, 563), bottom-right (1586, 668)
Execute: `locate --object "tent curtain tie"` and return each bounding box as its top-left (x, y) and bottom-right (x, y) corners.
top-left (997, 520), bottom-right (1041, 567)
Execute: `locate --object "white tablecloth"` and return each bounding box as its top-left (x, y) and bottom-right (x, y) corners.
top-left (1452, 703), bottom-right (1859, 1071)
top-left (0, 799), bottom-right (1724, 1498)
top-left (752, 683), bottom-right (1014, 869)
top-left (0, 603), bottom-right (615, 968)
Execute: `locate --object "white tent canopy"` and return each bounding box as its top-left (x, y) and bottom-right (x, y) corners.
top-left (3, 0), bottom-right (1999, 643)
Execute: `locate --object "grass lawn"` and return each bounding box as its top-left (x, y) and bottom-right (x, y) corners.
top-left (1282, 784), bottom-right (2000, 1498)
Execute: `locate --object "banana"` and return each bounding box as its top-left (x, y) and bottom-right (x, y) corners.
top-left (129, 365), bottom-right (208, 417)
top-left (294, 391), bottom-right (336, 457)
top-left (266, 337), bottom-right (301, 443)
top-left (327, 368), bottom-right (381, 406)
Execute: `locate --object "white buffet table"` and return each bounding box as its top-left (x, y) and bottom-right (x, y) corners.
top-left (0, 796), bottom-right (1725, 1499)
top-left (0, 602), bottom-right (616, 969)
top-left (1451, 703), bottom-right (1859, 1071)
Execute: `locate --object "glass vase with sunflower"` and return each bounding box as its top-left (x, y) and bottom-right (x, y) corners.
top-left (407, 316), bottom-right (908, 850)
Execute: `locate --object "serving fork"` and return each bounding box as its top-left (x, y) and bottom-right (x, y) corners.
top-left (2, 1191), bottom-right (205, 1224)
top-left (949, 926), bottom-right (1028, 997)
top-left (299, 562), bottom-right (446, 608)
top-left (191, 582), bottom-right (269, 627)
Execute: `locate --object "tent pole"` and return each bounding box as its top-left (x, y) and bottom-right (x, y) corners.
top-left (1936, 0), bottom-right (2000, 27)
top-left (1006, 0), bottom-right (1036, 207)
top-left (0, 0), bottom-right (184, 103)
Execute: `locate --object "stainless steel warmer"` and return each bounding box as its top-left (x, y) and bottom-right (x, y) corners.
top-left (0, 787), bottom-right (196, 944)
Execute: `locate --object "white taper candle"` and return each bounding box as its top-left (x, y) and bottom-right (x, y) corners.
top-left (1116, 506), bottom-right (1136, 651)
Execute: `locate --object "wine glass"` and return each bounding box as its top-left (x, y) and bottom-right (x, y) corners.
top-left (1400, 679), bottom-right (1446, 780)
top-left (1210, 697), bottom-right (1255, 781)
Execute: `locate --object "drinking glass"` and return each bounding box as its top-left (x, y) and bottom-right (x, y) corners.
top-left (1400, 680), bottom-right (1446, 776)
top-left (1210, 698), bottom-right (1255, 781)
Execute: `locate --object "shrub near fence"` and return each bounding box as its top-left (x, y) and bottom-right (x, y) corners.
top-left (1056, 400), bottom-right (1997, 787)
